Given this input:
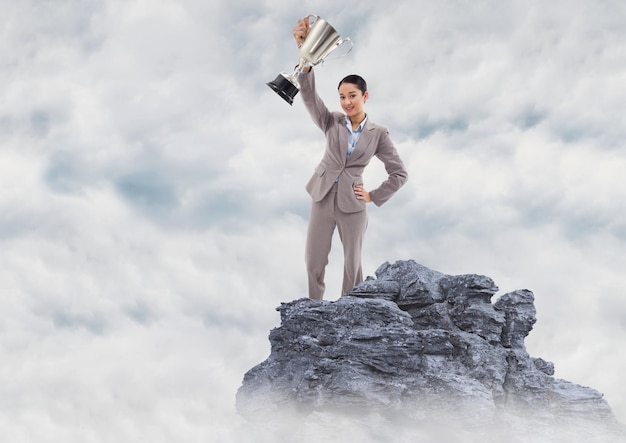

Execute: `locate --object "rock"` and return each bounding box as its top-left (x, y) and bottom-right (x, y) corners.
top-left (236, 260), bottom-right (626, 442)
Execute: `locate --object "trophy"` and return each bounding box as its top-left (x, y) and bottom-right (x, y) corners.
top-left (267, 15), bottom-right (353, 105)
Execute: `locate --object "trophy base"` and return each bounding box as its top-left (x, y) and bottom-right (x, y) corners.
top-left (267, 74), bottom-right (299, 105)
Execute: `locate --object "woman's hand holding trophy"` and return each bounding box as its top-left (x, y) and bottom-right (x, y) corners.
top-left (267, 15), bottom-right (352, 105)
top-left (293, 17), bottom-right (311, 48)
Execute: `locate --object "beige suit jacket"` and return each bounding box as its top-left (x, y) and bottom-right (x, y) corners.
top-left (300, 70), bottom-right (408, 213)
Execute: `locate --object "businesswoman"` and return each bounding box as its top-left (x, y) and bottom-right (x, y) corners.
top-left (293, 18), bottom-right (408, 300)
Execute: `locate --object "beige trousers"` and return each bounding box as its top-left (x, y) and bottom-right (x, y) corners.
top-left (305, 184), bottom-right (368, 300)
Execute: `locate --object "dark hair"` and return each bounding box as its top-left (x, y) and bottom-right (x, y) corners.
top-left (338, 74), bottom-right (367, 94)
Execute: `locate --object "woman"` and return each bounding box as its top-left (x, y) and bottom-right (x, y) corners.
top-left (293, 18), bottom-right (408, 300)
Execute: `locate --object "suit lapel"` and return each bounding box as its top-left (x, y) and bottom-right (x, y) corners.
top-left (336, 115), bottom-right (349, 163)
top-left (347, 120), bottom-right (375, 164)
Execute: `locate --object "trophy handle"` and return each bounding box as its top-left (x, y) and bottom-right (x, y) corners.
top-left (321, 37), bottom-right (353, 63)
top-left (339, 37), bottom-right (353, 56)
top-left (305, 14), bottom-right (319, 26)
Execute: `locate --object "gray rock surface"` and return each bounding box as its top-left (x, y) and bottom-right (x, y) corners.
top-left (236, 260), bottom-right (625, 442)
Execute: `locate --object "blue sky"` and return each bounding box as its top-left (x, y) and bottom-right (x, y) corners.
top-left (1, 0), bottom-right (625, 440)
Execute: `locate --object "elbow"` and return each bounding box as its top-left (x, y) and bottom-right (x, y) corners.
top-left (397, 167), bottom-right (409, 186)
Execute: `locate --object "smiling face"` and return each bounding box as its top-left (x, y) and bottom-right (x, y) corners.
top-left (338, 82), bottom-right (368, 123)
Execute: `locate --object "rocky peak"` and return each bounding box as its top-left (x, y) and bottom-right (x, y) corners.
top-left (236, 260), bottom-right (625, 442)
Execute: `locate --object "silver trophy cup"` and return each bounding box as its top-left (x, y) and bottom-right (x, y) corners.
top-left (267, 15), bottom-right (353, 105)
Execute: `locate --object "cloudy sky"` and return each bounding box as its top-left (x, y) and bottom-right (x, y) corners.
top-left (1, 0), bottom-right (625, 441)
